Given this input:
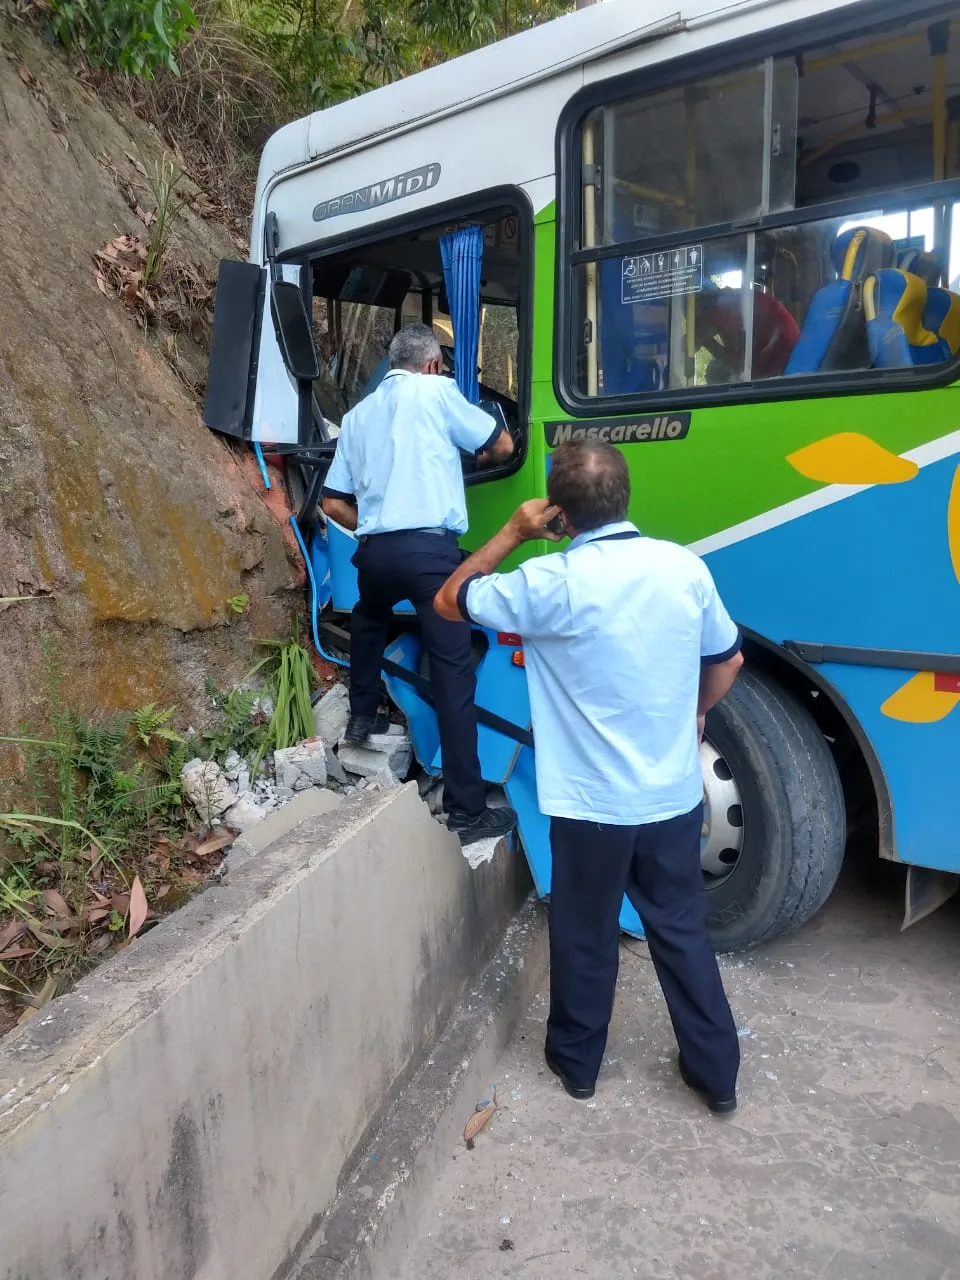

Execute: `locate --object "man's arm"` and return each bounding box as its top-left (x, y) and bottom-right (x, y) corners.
top-left (321, 494), bottom-right (358, 532)
top-left (434, 499), bottom-right (561, 621)
top-left (698, 652), bottom-right (743, 724)
top-left (439, 379), bottom-right (514, 463)
top-left (320, 426), bottom-right (358, 530)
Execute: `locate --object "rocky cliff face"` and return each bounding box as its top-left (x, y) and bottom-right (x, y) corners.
top-left (0, 22), bottom-right (301, 775)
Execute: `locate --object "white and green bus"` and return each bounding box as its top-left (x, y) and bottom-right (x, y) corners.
top-left (206, 0), bottom-right (960, 949)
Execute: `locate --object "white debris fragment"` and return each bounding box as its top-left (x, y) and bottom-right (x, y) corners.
top-left (312, 683), bottom-right (351, 747)
top-left (459, 835), bottom-right (502, 870)
top-left (180, 759), bottom-right (233, 823)
top-left (221, 792), bottom-right (269, 832)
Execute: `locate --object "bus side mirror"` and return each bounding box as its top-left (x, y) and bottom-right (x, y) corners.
top-left (204, 259), bottom-right (264, 439)
top-left (270, 279), bottom-right (320, 381)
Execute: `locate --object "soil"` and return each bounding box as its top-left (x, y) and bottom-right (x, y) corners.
top-left (0, 19), bottom-right (304, 806)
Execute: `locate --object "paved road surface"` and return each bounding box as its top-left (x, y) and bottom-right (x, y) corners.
top-left (390, 853), bottom-right (960, 1279)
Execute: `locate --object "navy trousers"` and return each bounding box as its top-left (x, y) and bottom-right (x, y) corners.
top-left (546, 804), bottom-right (739, 1096)
top-left (350, 530), bottom-right (486, 818)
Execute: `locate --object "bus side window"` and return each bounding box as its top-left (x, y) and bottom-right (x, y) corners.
top-left (569, 9), bottom-right (960, 403)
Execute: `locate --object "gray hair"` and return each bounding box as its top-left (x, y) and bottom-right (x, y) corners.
top-left (389, 322), bottom-right (441, 371)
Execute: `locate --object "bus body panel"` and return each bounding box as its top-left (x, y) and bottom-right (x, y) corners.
top-left (239, 0), bottom-right (960, 915)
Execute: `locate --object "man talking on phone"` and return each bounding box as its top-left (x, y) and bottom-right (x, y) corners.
top-left (322, 323), bottom-right (517, 847)
top-left (434, 439), bottom-right (744, 1112)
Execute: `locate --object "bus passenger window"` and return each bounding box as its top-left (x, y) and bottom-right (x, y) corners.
top-left (566, 7), bottom-right (960, 403)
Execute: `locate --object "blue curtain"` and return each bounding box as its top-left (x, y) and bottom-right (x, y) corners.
top-left (440, 225), bottom-right (483, 404)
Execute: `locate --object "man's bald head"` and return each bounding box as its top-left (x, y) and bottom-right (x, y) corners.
top-left (547, 440), bottom-right (630, 532)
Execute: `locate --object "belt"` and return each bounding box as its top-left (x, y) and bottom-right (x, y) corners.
top-left (359, 527), bottom-right (454, 542)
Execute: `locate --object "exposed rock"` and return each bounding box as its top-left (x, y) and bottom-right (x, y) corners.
top-left (181, 759), bottom-right (233, 824)
top-left (312, 684), bottom-right (350, 747)
top-left (0, 27), bottom-right (302, 807)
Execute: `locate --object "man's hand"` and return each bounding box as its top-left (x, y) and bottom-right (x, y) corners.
top-left (507, 499), bottom-right (564, 544)
top-left (697, 713), bottom-right (706, 745)
top-left (321, 494), bottom-right (359, 532)
top-left (434, 500), bottom-right (565, 622)
top-left (477, 427), bottom-right (515, 467)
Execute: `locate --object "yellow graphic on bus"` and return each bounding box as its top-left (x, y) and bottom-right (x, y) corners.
top-left (880, 672), bottom-right (960, 724)
top-left (786, 433), bottom-right (919, 486)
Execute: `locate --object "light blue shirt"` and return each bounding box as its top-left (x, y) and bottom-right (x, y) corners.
top-left (464, 522), bottom-right (741, 825)
top-left (323, 369), bottom-right (499, 537)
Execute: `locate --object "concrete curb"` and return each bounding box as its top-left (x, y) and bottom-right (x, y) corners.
top-left (285, 896), bottom-right (548, 1280)
top-left (0, 785), bottom-right (532, 1280)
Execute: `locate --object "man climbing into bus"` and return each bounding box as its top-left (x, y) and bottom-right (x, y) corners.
top-left (321, 323), bottom-right (518, 847)
top-left (434, 440), bottom-right (744, 1110)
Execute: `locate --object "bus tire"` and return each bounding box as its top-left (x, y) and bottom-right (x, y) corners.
top-left (703, 668), bottom-right (845, 952)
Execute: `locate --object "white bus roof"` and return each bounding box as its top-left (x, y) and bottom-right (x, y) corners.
top-left (257, 0), bottom-right (867, 189)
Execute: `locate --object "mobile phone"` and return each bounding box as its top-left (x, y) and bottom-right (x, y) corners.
top-left (545, 511), bottom-right (566, 536)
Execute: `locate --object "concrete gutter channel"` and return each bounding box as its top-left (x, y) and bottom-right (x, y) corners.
top-left (0, 784), bottom-right (544, 1280)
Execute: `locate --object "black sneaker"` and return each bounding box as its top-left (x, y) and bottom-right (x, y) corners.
top-left (678, 1054), bottom-right (737, 1116)
top-left (342, 711), bottom-right (391, 744)
top-left (447, 804), bottom-right (517, 846)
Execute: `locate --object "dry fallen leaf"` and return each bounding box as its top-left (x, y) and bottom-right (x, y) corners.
top-left (28, 924), bottom-right (78, 949)
top-left (195, 832), bottom-right (234, 858)
top-left (0, 945), bottom-right (36, 961)
top-left (0, 919), bottom-right (25, 952)
top-left (127, 875), bottom-right (148, 940)
top-left (41, 888), bottom-right (71, 918)
top-left (463, 1092), bottom-right (499, 1148)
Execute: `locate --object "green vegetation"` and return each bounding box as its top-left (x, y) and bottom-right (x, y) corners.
top-left (0, 633), bottom-right (324, 1031)
top-left (36, 0), bottom-right (572, 213)
top-left (47, 0), bottom-right (197, 77)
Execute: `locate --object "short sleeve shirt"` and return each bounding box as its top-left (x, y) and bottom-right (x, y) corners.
top-left (463, 522), bottom-right (741, 825)
top-left (323, 370), bottom-right (500, 536)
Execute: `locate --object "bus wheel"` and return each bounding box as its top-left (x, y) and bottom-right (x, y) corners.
top-left (701, 668), bottom-right (845, 952)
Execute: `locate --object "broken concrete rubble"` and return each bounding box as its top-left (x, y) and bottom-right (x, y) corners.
top-left (274, 739), bottom-right (328, 791)
top-left (312, 683), bottom-right (350, 747)
top-left (339, 733), bottom-right (412, 780)
top-left (221, 792), bottom-right (269, 832)
top-left (181, 759), bottom-right (233, 824)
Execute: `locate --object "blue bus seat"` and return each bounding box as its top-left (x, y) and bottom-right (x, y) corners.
top-left (785, 226), bottom-right (894, 375)
top-left (894, 247), bottom-right (960, 359)
top-left (326, 518), bottom-right (416, 615)
top-left (864, 269), bottom-right (946, 368)
top-left (923, 286), bottom-right (960, 355)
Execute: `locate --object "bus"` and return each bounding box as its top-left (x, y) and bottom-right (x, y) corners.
top-left (204, 0), bottom-right (960, 951)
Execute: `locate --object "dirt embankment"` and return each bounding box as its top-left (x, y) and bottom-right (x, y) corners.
top-left (0, 21), bottom-right (302, 779)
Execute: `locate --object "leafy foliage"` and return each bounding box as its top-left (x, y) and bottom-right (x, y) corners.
top-left (47, 0), bottom-right (198, 77)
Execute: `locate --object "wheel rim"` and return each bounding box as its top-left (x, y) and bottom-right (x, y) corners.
top-left (700, 738), bottom-right (744, 882)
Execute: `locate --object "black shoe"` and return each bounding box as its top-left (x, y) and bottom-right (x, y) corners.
top-left (446, 805), bottom-right (517, 846)
top-left (342, 711), bottom-right (390, 744)
top-left (678, 1055), bottom-right (737, 1115)
top-left (544, 1045), bottom-right (596, 1101)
